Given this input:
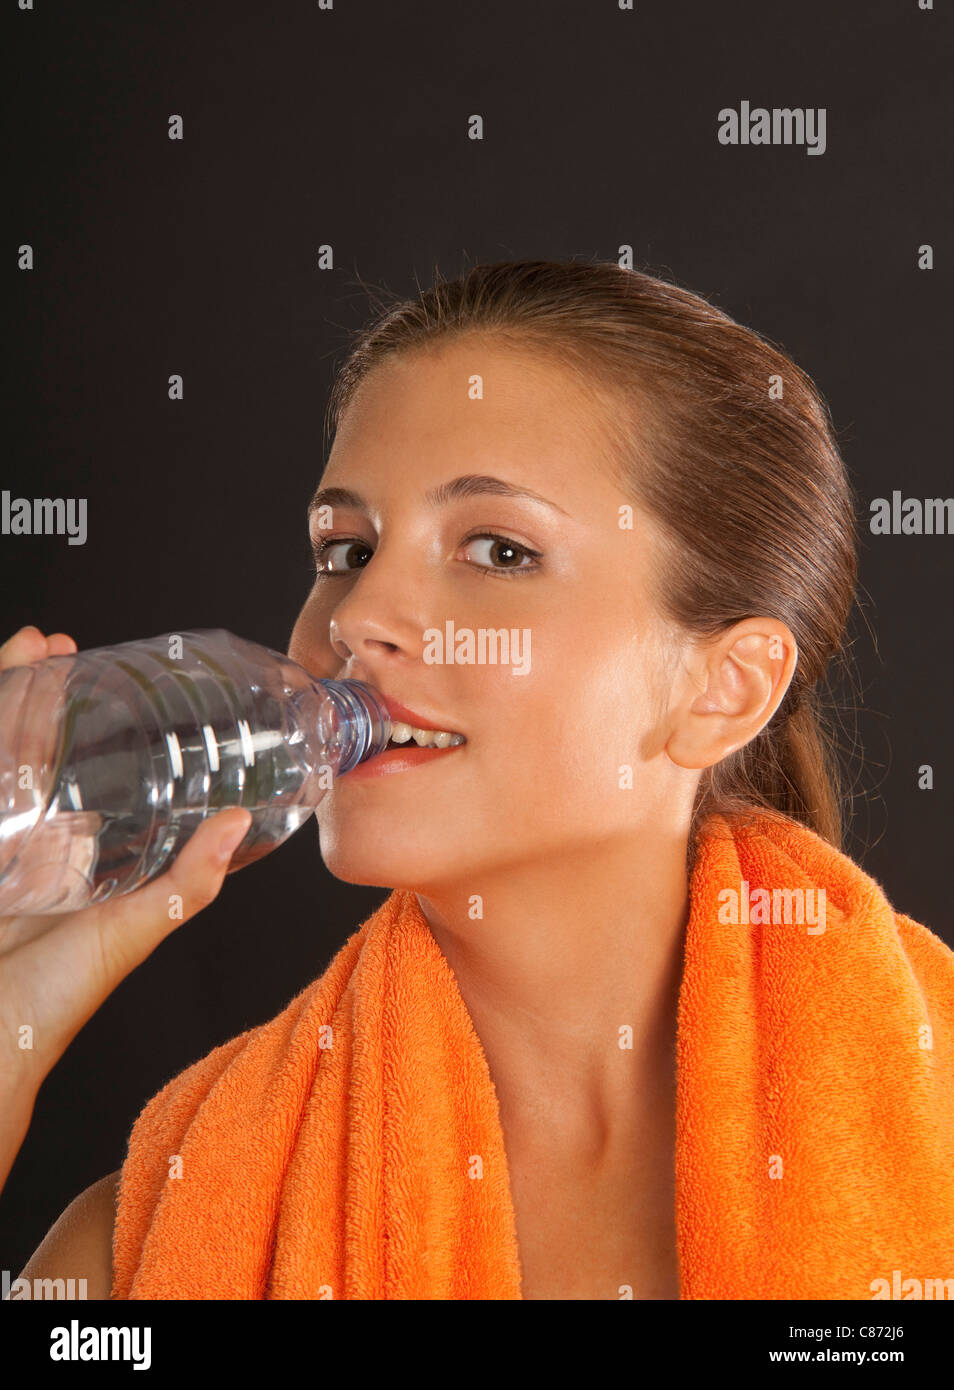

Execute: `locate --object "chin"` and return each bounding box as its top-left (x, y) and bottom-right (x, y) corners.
top-left (317, 839), bottom-right (441, 894)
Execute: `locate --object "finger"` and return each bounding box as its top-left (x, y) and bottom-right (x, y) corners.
top-left (0, 626), bottom-right (49, 670)
top-left (0, 633), bottom-right (75, 799)
top-left (0, 808), bottom-right (253, 1086)
top-left (45, 633), bottom-right (79, 656)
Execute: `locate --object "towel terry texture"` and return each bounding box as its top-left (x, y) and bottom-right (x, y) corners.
top-left (111, 811), bottom-right (954, 1299)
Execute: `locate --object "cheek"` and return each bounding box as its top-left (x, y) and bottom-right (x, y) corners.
top-left (493, 619), bottom-right (660, 787)
top-left (460, 647), bottom-right (598, 793)
top-left (288, 596), bottom-right (337, 675)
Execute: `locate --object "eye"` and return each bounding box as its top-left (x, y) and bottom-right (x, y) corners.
top-left (309, 531), bottom-right (542, 579)
top-left (460, 532), bottom-right (542, 577)
top-left (311, 536), bottom-right (372, 575)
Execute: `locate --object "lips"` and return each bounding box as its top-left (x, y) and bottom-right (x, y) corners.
top-left (342, 740), bottom-right (464, 781)
top-left (378, 693), bottom-right (465, 738)
top-left (336, 689), bottom-right (467, 782)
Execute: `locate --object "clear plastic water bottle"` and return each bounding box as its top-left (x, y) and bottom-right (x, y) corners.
top-left (0, 629), bottom-right (392, 916)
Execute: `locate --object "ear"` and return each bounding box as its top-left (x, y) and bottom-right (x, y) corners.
top-left (666, 619), bottom-right (798, 771)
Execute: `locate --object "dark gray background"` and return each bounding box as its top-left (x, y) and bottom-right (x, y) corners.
top-left (2, 0), bottom-right (951, 1273)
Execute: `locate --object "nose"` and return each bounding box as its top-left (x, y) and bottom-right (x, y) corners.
top-left (327, 542), bottom-right (428, 677)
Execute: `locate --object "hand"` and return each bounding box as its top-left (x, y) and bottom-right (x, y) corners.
top-left (0, 625), bottom-right (251, 1100)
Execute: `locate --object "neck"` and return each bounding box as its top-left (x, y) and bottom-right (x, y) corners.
top-left (414, 827), bottom-right (691, 1161)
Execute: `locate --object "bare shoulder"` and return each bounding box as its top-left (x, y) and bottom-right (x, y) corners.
top-left (12, 1169), bottom-right (121, 1300)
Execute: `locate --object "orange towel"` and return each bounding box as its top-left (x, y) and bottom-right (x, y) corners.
top-left (110, 811), bottom-right (954, 1299)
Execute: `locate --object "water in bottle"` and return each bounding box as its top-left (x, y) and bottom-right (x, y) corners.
top-left (0, 629), bottom-right (392, 915)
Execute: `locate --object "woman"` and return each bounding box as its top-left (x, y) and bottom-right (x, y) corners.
top-left (4, 260), bottom-right (953, 1300)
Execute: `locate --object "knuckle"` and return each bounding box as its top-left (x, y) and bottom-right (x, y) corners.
top-left (1, 629), bottom-right (43, 668)
top-left (179, 868), bottom-right (223, 918)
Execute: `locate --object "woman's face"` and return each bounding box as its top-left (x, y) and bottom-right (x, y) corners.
top-left (288, 337), bottom-right (696, 892)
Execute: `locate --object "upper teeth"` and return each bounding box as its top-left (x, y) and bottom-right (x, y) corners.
top-left (389, 722), bottom-right (465, 749)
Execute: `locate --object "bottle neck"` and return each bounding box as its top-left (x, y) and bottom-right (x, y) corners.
top-left (316, 678), bottom-right (392, 773)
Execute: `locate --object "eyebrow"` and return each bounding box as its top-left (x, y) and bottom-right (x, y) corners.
top-left (307, 473), bottom-right (570, 519)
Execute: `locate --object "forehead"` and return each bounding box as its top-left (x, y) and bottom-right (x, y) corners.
top-left (326, 337), bottom-right (630, 498)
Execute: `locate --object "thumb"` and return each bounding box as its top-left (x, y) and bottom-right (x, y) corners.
top-left (94, 807), bottom-right (253, 976)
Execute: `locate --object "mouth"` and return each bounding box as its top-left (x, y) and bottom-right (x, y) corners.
top-left (343, 693), bottom-right (467, 780)
top-left (378, 694), bottom-right (466, 751)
